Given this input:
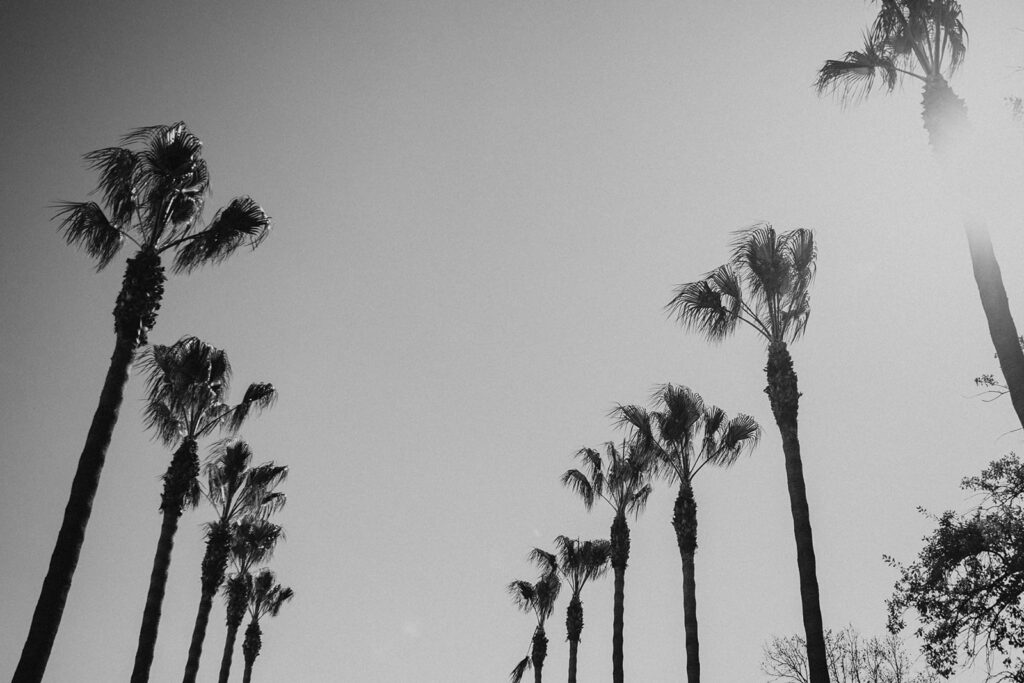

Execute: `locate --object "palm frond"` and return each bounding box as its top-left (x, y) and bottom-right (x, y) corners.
top-left (666, 277), bottom-right (737, 343)
top-left (528, 548), bottom-right (558, 577)
top-left (172, 196), bottom-right (270, 273)
top-left (142, 399), bottom-right (183, 446)
top-left (83, 147), bottom-right (140, 225)
top-left (54, 202), bottom-right (124, 270)
top-left (121, 123), bottom-right (178, 147)
top-left (507, 580), bottom-right (537, 611)
top-left (226, 382), bottom-right (278, 432)
top-left (708, 414), bottom-right (761, 468)
top-left (560, 470), bottom-right (595, 510)
top-left (628, 484), bottom-right (653, 519)
top-left (510, 656), bottom-right (531, 683)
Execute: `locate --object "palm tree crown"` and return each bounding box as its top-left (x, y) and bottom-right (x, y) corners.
top-left (667, 223), bottom-right (815, 347)
top-left (56, 122), bottom-right (270, 275)
top-left (531, 537), bottom-right (611, 600)
top-left (561, 441), bottom-right (653, 519)
top-left (816, 0), bottom-right (968, 151)
top-left (614, 384), bottom-right (760, 484)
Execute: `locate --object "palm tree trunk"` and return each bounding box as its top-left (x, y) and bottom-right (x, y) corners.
top-left (531, 626), bottom-right (547, 683)
top-left (183, 526), bottom-right (232, 683)
top-left (182, 587), bottom-right (216, 683)
top-left (610, 512), bottom-right (629, 683)
top-left (673, 481), bottom-right (700, 683)
top-left (566, 596), bottom-right (583, 683)
top-left (919, 80), bottom-right (1024, 433)
top-left (219, 621), bottom-right (242, 683)
top-left (132, 439), bottom-right (199, 682)
top-left (965, 222), bottom-right (1024, 431)
top-left (14, 250), bottom-right (164, 683)
top-left (131, 509), bottom-right (182, 682)
top-left (241, 620), bottom-right (262, 683)
top-left (765, 341), bottom-right (829, 683)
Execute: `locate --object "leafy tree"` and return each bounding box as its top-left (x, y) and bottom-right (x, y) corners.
top-left (668, 224), bottom-right (827, 682)
top-left (562, 441), bottom-right (653, 683)
top-left (240, 569), bottom-right (293, 683)
top-left (762, 625), bottom-right (938, 683)
top-left (219, 519), bottom-right (283, 683)
top-left (16, 122), bottom-right (271, 682)
top-left (887, 454), bottom-right (1024, 680)
top-left (130, 338), bottom-right (276, 682)
top-left (508, 571), bottom-right (562, 683)
top-left (529, 537), bottom-right (612, 683)
top-left (182, 440), bottom-right (287, 683)
top-left (817, 1), bottom-right (1024, 437)
top-left (614, 384), bottom-right (760, 682)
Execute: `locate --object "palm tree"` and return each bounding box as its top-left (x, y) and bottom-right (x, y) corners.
top-left (130, 339), bottom-right (276, 682)
top-left (182, 440), bottom-right (287, 683)
top-left (561, 441), bottom-right (653, 683)
top-left (667, 224), bottom-right (827, 682)
top-left (529, 537), bottom-right (611, 683)
top-left (508, 570), bottom-right (562, 683)
top-left (614, 385), bottom-right (760, 683)
top-left (816, 2), bottom-right (1024, 434)
top-left (240, 569), bottom-right (294, 683)
top-left (219, 519), bottom-right (283, 683)
top-left (16, 122), bottom-right (271, 682)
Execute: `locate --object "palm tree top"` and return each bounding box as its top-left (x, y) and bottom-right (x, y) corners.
top-left (816, 0), bottom-right (967, 103)
top-left (140, 336), bottom-right (277, 446)
top-left (204, 439), bottom-right (288, 524)
top-left (561, 440), bottom-right (653, 518)
top-left (56, 121), bottom-right (271, 272)
top-left (613, 384), bottom-right (760, 484)
top-left (229, 518), bottom-right (283, 575)
top-left (507, 571), bottom-right (561, 626)
top-left (667, 223), bottom-right (816, 346)
top-left (247, 569), bottom-right (294, 622)
top-left (530, 536), bottom-right (611, 597)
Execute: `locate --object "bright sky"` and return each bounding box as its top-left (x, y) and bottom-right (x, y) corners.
top-left (3, 2), bottom-right (1024, 681)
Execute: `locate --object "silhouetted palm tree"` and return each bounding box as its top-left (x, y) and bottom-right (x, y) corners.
top-left (817, 2), bottom-right (1024, 433)
top-left (508, 571), bottom-right (562, 683)
top-left (240, 569), bottom-right (293, 683)
top-left (219, 519), bottom-right (282, 683)
top-left (668, 224), bottom-right (827, 682)
top-left (182, 440), bottom-right (287, 683)
top-left (130, 339), bottom-right (276, 682)
top-left (16, 122), bottom-right (271, 682)
top-left (614, 384), bottom-right (760, 683)
top-left (530, 537), bottom-right (611, 683)
top-left (562, 441), bottom-right (652, 683)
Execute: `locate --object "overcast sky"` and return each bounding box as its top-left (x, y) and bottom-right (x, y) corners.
top-left (3, 2), bottom-right (1024, 681)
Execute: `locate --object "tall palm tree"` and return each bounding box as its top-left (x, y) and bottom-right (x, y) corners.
top-left (182, 440), bottom-right (287, 683)
top-left (529, 537), bottom-right (612, 683)
top-left (816, 2), bottom-right (1024, 433)
top-left (667, 224), bottom-right (827, 682)
top-left (131, 339), bottom-right (276, 682)
top-left (16, 122), bottom-right (271, 682)
top-left (508, 570), bottom-right (562, 683)
top-left (614, 385), bottom-right (760, 683)
top-left (561, 441), bottom-right (653, 683)
top-left (219, 519), bottom-right (283, 683)
top-left (240, 569), bottom-right (294, 683)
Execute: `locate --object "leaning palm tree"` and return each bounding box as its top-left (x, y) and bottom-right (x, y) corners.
top-left (817, 1), bottom-right (1024, 434)
top-left (182, 440), bottom-right (287, 683)
top-left (240, 569), bottom-right (294, 683)
top-left (529, 537), bottom-right (611, 683)
top-left (614, 384), bottom-right (760, 683)
top-left (219, 519), bottom-right (283, 683)
top-left (508, 570), bottom-right (562, 683)
top-left (16, 122), bottom-right (271, 682)
top-left (561, 441), bottom-right (653, 683)
top-left (130, 339), bottom-right (276, 683)
top-left (667, 224), bottom-right (827, 682)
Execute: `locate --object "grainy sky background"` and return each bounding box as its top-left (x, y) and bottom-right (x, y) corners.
top-left (3, 1), bottom-right (1024, 681)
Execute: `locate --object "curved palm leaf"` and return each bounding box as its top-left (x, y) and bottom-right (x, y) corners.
top-left (173, 197), bottom-right (271, 273)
